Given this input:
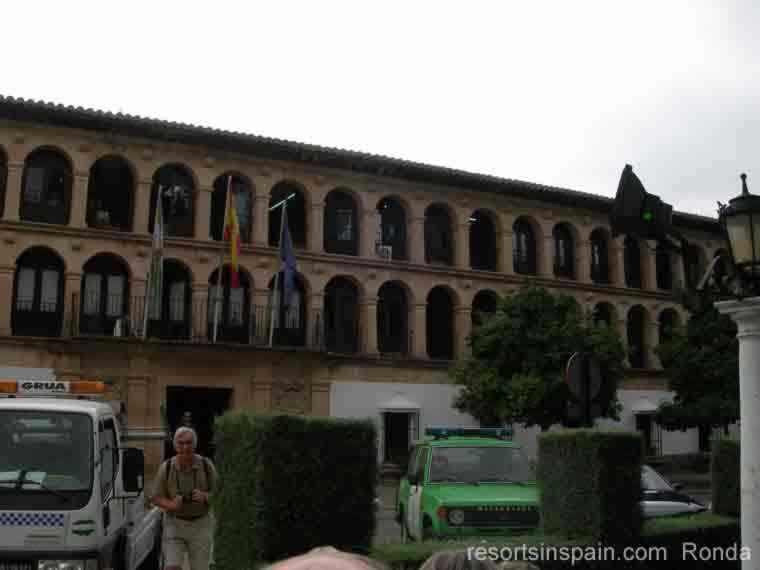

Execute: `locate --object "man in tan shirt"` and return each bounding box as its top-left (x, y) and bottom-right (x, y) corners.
top-left (151, 426), bottom-right (218, 570)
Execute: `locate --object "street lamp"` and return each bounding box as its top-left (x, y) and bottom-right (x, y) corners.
top-left (717, 174), bottom-right (760, 297)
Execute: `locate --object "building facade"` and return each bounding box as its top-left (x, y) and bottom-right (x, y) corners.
top-left (0, 97), bottom-right (726, 470)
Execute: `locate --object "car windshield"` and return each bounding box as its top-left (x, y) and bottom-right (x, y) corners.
top-left (0, 410), bottom-right (93, 492)
top-left (429, 445), bottom-right (532, 483)
top-left (641, 465), bottom-right (672, 491)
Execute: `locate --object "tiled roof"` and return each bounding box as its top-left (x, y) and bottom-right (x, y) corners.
top-left (0, 94), bottom-right (721, 234)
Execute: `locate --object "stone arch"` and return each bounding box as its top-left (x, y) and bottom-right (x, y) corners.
top-left (472, 289), bottom-right (499, 326)
top-left (324, 188), bottom-right (360, 256)
top-left (589, 228), bottom-right (611, 284)
top-left (377, 280), bottom-right (410, 354)
top-left (591, 301), bottom-right (616, 328)
top-left (324, 275), bottom-right (361, 353)
top-left (12, 246), bottom-right (67, 337)
top-left (376, 195), bottom-right (409, 261)
top-left (21, 147), bottom-right (74, 225)
top-left (469, 209), bottom-right (499, 271)
top-left (149, 163), bottom-right (198, 238)
top-left (269, 180), bottom-right (308, 248)
top-left (426, 285), bottom-right (456, 359)
top-left (424, 203), bottom-right (455, 265)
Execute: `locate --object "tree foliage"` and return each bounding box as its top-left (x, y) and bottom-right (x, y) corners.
top-left (655, 300), bottom-right (739, 431)
top-left (452, 287), bottom-right (626, 430)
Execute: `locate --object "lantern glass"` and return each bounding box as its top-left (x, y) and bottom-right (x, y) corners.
top-left (726, 212), bottom-right (753, 265)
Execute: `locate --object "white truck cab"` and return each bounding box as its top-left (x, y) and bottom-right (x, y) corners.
top-left (0, 369), bottom-right (162, 570)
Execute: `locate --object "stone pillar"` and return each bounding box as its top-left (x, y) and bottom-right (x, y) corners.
top-left (648, 320), bottom-right (662, 369)
top-left (672, 246), bottom-right (686, 292)
top-left (70, 171), bottom-right (89, 228)
top-left (500, 230), bottom-right (514, 275)
top-left (541, 236), bottom-right (555, 278)
top-left (409, 217), bottom-right (425, 264)
top-left (3, 161), bottom-right (23, 221)
top-left (642, 240), bottom-right (658, 291)
top-left (578, 240), bottom-right (592, 283)
top-left (196, 186), bottom-right (212, 241)
top-left (456, 223), bottom-right (470, 269)
top-left (307, 292), bottom-right (325, 348)
top-left (130, 277), bottom-right (147, 338)
top-left (310, 203), bottom-right (325, 253)
top-left (361, 210), bottom-right (379, 258)
top-left (251, 288), bottom-right (271, 343)
top-left (716, 298), bottom-right (760, 570)
top-left (134, 180), bottom-right (152, 235)
top-left (412, 302), bottom-right (427, 358)
top-left (191, 283), bottom-right (210, 341)
top-left (613, 242), bottom-right (627, 286)
top-left (455, 306), bottom-right (473, 358)
top-left (253, 194), bottom-right (270, 247)
top-left (0, 265), bottom-right (14, 335)
top-left (63, 272), bottom-right (83, 337)
top-left (360, 296), bottom-right (379, 356)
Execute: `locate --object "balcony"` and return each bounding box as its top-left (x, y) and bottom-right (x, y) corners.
top-left (69, 293), bottom-right (325, 350)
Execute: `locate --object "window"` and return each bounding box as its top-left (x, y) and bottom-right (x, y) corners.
top-left (99, 419), bottom-right (118, 501)
top-left (149, 165), bottom-right (196, 238)
top-left (79, 256), bottom-right (129, 335)
top-left (12, 248), bottom-right (65, 337)
top-left (424, 206), bottom-right (453, 264)
top-left (377, 198), bottom-right (407, 260)
top-left (553, 225), bottom-right (575, 279)
top-left (20, 150), bottom-right (72, 225)
top-left (210, 175), bottom-right (252, 243)
top-left (513, 220), bottom-right (536, 274)
top-left (590, 231), bottom-right (609, 284)
top-left (86, 156), bottom-right (134, 231)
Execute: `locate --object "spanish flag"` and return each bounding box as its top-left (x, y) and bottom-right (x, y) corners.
top-left (223, 179), bottom-right (241, 288)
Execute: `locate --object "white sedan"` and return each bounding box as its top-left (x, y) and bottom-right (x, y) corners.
top-left (641, 464), bottom-right (707, 518)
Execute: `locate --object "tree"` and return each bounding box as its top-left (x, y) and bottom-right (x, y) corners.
top-left (452, 287), bottom-right (626, 430)
top-left (655, 299), bottom-right (739, 432)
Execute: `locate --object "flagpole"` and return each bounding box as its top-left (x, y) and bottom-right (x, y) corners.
top-left (142, 185), bottom-right (161, 340)
top-left (213, 176), bottom-right (232, 343)
top-left (269, 202), bottom-right (288, 347)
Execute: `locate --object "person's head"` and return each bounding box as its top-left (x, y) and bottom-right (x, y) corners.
top-left (265, 546), bottom-right (388, 570)
top-left (419, 550), bottom-right (500, 570)
top-left (173, 426), bottom-right (197, 459)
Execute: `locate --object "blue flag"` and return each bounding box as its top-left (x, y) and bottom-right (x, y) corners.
top-left (280, 208), bottom-right (297, 308)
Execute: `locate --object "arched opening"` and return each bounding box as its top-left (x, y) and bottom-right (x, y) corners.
top-left (658, 309), bottom-right (680, 346)
top-left (427, 287), bottom-right (454, 359)
top-left (684, 244), bottom-right (707, 290)
top-left (79, 254), bottom-right (130, 335)
top-left (627, 306), bottom-right (647, 369)
top-left (146, 260), bottom-right (192, 340)
top-left (377, 197), bottom-right (407, 260)
top-left (472, 289), bottom-right (499, 327)
top-left (210, 174), bottom-right (252, 243)
top-left (324, 277), bottom-right (359, 353)
top-left (207, 265), bottom-right (251, 343)
top-left (424, 205), bottom-right (453, 265)
top-left (591, 302), bottom-right (613, 328)
top-left (267, 272), bottom-right (307, 347)
top-left (553, 224), bottom-right (575, 279)
top-left (377, 282), bottom-right (408, 354)
top-left (21, 149), bottom-right (72, 225)
top-left (469, 210), bottom-right (497, 271)
top-left (269, 182), bottom-right (306, 248)
top-left (149, 165), bottom-right (195, 238)
top-left (12, 247), bottom-right (65, 337)
top-left (324, 190), bottom-right (358, 256)
top-left (624, 236), bottom-right (642, 288)
top-left (589, 229), bottom-right (610, 284)
top-left (0, 147), bottom-right (8, 219)
top-left (513, 218), bottom-right (537, 275)
top-left (86, 155), bottom-right (134, 231)
top-left (655, 240), bottom-right (673, 290)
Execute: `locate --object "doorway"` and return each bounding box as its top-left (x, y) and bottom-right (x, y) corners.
top-left (383, 411), bottom-right (418, 468)
top-left (166, 386), bottom-right (232, 460)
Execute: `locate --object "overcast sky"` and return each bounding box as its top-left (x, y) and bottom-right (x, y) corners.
top-left (2, 1), bottom-right (757, 218)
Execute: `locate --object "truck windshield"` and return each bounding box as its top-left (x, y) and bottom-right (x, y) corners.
top-left (429, 446), bottom-right (533, 484)
top-left (0, 410), bottom-right (93, 509)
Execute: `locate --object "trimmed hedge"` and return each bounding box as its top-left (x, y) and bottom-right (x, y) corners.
top-left (212, 412), bottom-right (377, 569)
top-left (537, 429), bottom-right (642, 545)
top-left (711, 438), bottom-right (740, 517)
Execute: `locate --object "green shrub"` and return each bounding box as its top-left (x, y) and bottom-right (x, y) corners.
top-left (711, 438), bottom-right (740, 517)
top-left (537, 428), bottom-right (642, 545)
top-left (212, 412), bottom-right (377, 569)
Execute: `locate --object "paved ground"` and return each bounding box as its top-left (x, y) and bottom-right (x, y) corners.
top-left (373, 483), bottom-right (402, 545)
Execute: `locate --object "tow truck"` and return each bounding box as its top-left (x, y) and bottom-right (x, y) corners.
top-left (0, 368), bottom-right (163, 570)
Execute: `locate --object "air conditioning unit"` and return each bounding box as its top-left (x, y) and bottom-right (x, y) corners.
top-left (376, 244), bottom-right (392, 260)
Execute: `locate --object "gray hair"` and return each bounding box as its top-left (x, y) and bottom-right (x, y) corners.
top-left (173, 426), bottom-right (198, 448)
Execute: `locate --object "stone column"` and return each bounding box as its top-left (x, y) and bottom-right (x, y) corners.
top-left (456, 223), bottom-right (470, 269)
top-left (0, 265), bottom-right (14, 335)
top-left (70, 171), bottom-right (89, 228)
top-left (307, 292), bottom-right (325, 348)
top-left (613, 242), bottom-right (627, 286)
top-left (642, 240), bottom-right (658, 291)
top-left (578, 240), bottom-right (592, 283)
top-left (409, 216), bottom-right (425, 264)
top-left (412, 302), bottom-right (427, 358)
top-left (360, 296), bottom-right (379, 356)
top-left (672, 246), bottom-right (686, 292)
top-left (499, 230), bottom-right (514, 275)
top-left (251, 287), bottom-right (271, 343)
top-left (63, 272), bottom-right (83, 337)
top-left (360, 209), bottom-right (379, 258)
top-left (716, 297), bottom-right (760, 570)
top-left (647, 320), bottom-right (662, 369)
top-left (310, 203), bottom-right (325, 253)
top-left (253, 194), bottom-right (270, 247)
top-left (455, 306), bottom-right (473, 358)
top-left (196, 186), bottom-right (212, 241)
top-left (191, 283), bottom-right (210, 341)
top-left (541, 236), bottom-right (555, 278)
top-left (134, 180), bottom-right (152, 235)
top-left (3, 161), bottom-right (23, 221)
top-left (129, 277), bottom-right (147, 338)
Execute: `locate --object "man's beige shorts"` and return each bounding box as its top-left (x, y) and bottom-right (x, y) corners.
top-left (163, 514), bottom-right (212, 569)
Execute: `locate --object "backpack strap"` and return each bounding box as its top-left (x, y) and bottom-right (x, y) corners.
top-left (201, 456), bottom-right (211, 490)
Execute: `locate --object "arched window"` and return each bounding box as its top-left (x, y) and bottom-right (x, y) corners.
top-left (513, 219), bottom-right (536, 275)
top-left (207, 265), bottom-right (251, 343)
top-left (269, 182), bottom-right (306, 248)
top-left (658, 309), bottom-right (679, 346)
top-left (86, 156), bottom-right (134, 231)
top-left (12, 247), bottom-right (65, 337)
top-left (624, 236), bottom-right (642, 288)
top-left (210, 174), bottom-right (252, 243)
top-left (377, 282), bottom-right (408, 354)
top-left (655, 240), bottom-right (673, 290)
top-left (377, 197), bottom-right (407, 260)
top-left (627, 306), bottom-right (646, 369)
top-left (553, 224), bottom-right (575, 279)
top-left (591, 303), bottom-right (613, 328)
top-left (424, 205), bottom-right (453, 265)
top-left (0, 148), bottom-right (7, 219)
top-left (149, 165), bottom-right (195, 238)
top-left (324, 277), bottom-right (359, 353)
top-left (589, 230), bottom-right (609, 284)
top-left (324, 190), bottom-right (358, 256)
top-left (472, 290), bottom-right (498, 326)
top-left (79, 254), bottom-right (129, 335)
top-left (21, 149), bottom-right (72, 225)
top-left (267, 272), bottom-right (306, 347)
top-left (427, 287), bottom-right (454, 359)
top-left (469, 211), bottom-right (497, 271)
top-left (146, 260), bottom-right (192, 340)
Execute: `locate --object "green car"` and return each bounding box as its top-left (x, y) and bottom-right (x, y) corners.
top-left (396, 427), bottom-right (539, 540)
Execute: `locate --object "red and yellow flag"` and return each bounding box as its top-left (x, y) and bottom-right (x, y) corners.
top-left (223, 180), bottom-right (241, 288)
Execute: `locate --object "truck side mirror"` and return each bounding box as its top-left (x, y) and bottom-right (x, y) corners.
top-left (122, 448), bottom-right (145, 493)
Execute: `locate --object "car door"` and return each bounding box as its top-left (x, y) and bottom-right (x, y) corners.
top-left (408, 446), bottom-right (429, 540)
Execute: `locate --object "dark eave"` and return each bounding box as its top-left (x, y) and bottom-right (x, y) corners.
top-left (0, 94), bottom-right (722, 235)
